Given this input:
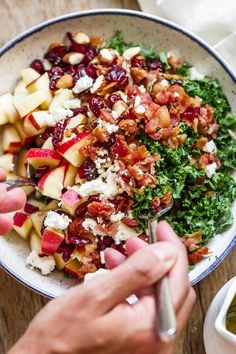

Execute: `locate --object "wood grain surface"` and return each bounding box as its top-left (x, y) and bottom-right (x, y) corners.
top-left (0, 1), bottom-right (235, 353)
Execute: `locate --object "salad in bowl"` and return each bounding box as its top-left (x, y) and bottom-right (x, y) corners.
top-left (0, 29), bottom-right (235, 281)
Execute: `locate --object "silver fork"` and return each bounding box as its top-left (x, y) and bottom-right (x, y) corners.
top-left (1, 164), bottom-right (36, 191)
top-left (148, 200), bottom-right (177, 342)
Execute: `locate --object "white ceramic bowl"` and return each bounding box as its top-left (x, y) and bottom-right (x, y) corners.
top-left (0, 9), bottom-right (235, 298)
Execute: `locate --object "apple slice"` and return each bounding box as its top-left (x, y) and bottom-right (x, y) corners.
top-left (27, 110), bottom-right (51, 130)
top-left (54, 252), bottom-right (68, 270)
top-left (16, 149), bottom-right (28, 177)
top-left (13, 212), bottom-right (33, 240)
top-left (60, 189), bottom-right (82, 216)
top-left (20, 67), bottom-right (40, 85)
top-left (64, 258), bottom-right (81, 278)
top-left (0, 153), bottom-right (14, 172)
top-left (63, 163), bottom-right (77, 188)
top-left (15, 119), bottom-right (37, 144)
top-left (2, 124), bottom-right (21, 153)
top-left (42, 137), bottom-right (54, 149)
top-left (27, 73), bottom-right (52, 110)
top-left (57, 132), bottom-right (91, 167)
top-left (14, 80), bottom-right (29, 98)
top-left (26, 148), bottom-right (61, 169)
top-left (0, 93), bottom-right (19, 124)
top-left (23, 113), bottom-right (45, 137)
top-left (38, 165), bottom-right (65, 200)
top-left (41, 227), bottom-right (64, 254)
top-left (43, 199), bottom-right (59, 210)
top-left (26, 198), bottom-right (46, 211)
top-left (29, 230), bottom-right (43, 254)
top-left (49, 89), bottom-right (73, 112)
top-left (14, 90), bottom-right (47, 117)
top-left (31, 210), bottom-right (48, 237)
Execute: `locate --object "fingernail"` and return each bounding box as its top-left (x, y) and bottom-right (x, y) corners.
top-left (152, 246), bottom-right (176, 264)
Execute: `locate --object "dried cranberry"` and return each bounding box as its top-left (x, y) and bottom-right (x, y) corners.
top-left (75, 201), bottom-right (89, 218)
top-left (116, 76), bottom-right (129, 90)
top-left (182, 107), bottom-right (200, 120)
top-left (89, 97), bottom-right (104, 117)
top-left (52, 118), bottom-right (69, 148)
top-left (30, 59), bottom-right (45, 74)
top-left (99, 133), bottom-right (116, 149)
top-left (72, 107), bottom-right (87, 116)
top-left (107, 94), bottom-right (121, 107)
top-left (41, 127), bottom-right (54, 140)
top-left (73, 64), bottom-right (87, 82)
top-left (66, 32), bottom-right (87, 53)
top-left (105, 67), bottom-right (129, 90)
top-left (78, 158), bottom-right (99, 181)
top-left (83, 47), bottom-right (98, 65)
top-left (57, 240), bottom-right (75, 262)
top-left (147, 59), bottom-right (163, 72)
top-left (111, 137), bottom-right (129, 157)
top-left (48, 66), bottom-right (64, 91)
top-left (68, 234), bottom-right (92, 247)
top-left (34, 166), bottom-right (49, 180)
top-left (44, 45), bottom-right (67, 65)
top-left (111, 242), bottom-right (127, 256)
top-left (171, 78), bottom-right (183, 86)
top-left (24, 203), bottom-right (39, 214)
top-left (97, 236), bottom-right (114, 251)
top-left (131, 56), bottom-right (145, 69)
top-left (86, 64), bottom-right (97, 78)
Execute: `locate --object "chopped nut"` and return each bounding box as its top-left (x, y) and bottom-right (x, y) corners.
top-left (122, 46), bottom-right (140, 60)
top-left (43, 59), bottom-right (52, 71)
top-left (97, 82), bottom-right (117, 96)
top-left (112, 100), bottom-right (126, 117)
top-left (49, 42), bottom-right (65, 50)
top-left (63, 52), bottom-right (84, 65)
top-left (130, 67), bottom-right (148, 83)
top-left (99, 48), bottom-right (114, 63)
top-left (56, 74), bottom-right (73, 89)
top-left (74, 32), bottom-right (90, 44)
top-left (90, 36), bottom-right (105, 48)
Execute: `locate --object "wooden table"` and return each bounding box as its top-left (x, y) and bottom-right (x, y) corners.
top-left (0, 1), bottom-right (235, 353)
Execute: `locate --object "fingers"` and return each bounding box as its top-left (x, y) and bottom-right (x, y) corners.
top-left (105, 248), bottom-right (126, 269)
top-left (0, 167), bottom-right (7, 181)
top-left (0, 213), bottom-right (14, 235)
top-left (0, 188), bottom-right (26, 213)
top-left (156, 221), bottom-right (190, 313)
top-left (72, 242), bottom-right (177, 314)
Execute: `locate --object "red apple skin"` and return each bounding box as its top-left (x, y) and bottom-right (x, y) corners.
top-left (64, 259), bottom-right (81, 278)
top-left (27, 148), bottom-right (61, 169)
top-left (28, 114), bottom-right (41, 130)
top-left (13, 212), bottom-right (28, 227)
top-left (61, 189), bottom-right (81, 207)
top-left (41, 228), bottom-right (64, 254)
top-left (37, 165), bottom-right (65, 195)
top-left (57, 132), bottom-right (90, 154)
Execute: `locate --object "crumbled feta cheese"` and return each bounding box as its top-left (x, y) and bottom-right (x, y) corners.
top-left (139, 85), bottom-right (146, 93)
top-left (205, 162), bottom-right (217, 178)
top-left (110, 212), bottom-right (125, 222)
top-left (173, 92), bottom-right (180, 98)
top-left (111, 110), bottom-right (119, 120)
top-left (97, 118), bottom-right (119, 134)
top-left (189, 67), bottom-right (205, 81)
top-left (47, 106), bottom-right (74, 127)
top-left (135, 105), bottom-right (146, 114)
top-left (134, 96), bottom-right (142, 107)
top-left (67, 114), bottom-right (85, 129)
top-left (120, 92), bottom-right (128, 102)
top-left (73, 75), bottom-right (93, 94)
top-left (90, 75), bottom-right (104, 93)
top-left (123, 46), bottom-right (140, 60)
top-left (100, 251), bottom-right (106, 264)
top-left (99, 48), bottom-right (113, 62)
top-left (44, 211), bottom-right (72, 230)
top-left (97, 148), bottom-right (108, 157)
top-left (203, 140), bottom-right (217, 153)
top-left (84, 268), bottom-right (109, 282)
top-left (112, 100), bottom-right (126, 117)
top-left (160, 79), bottom-right (170, 87)
top-left (26, 250), bottom-right (55, 275)
top-left (74, 32), bottom-right (90, 44)
top-left (114, 222), bottom-right (140, 244)
top-left (63, 98), bottom-right (81, 109)
top-left (82, 218), bottom-right (105, 236)
top-left (68, 53), bottom-right (84, 65)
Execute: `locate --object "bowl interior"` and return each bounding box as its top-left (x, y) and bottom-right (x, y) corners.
top-left (0, 10), bottom-right (235, 297)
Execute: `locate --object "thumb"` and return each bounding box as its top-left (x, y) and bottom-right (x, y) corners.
top-left (82, 242), bottom-right (177, 314)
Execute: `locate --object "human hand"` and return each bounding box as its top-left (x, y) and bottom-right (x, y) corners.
top-left (0, 167), bottom-right (26, 235)
top-left (9, 221), bottom-right (195, 354)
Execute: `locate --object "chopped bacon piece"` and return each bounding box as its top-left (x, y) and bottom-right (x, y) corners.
top-left (119, 119), bottom-right (138, 134)
top-left (100, 109), bottom-right (115, 124)
top-left (188, 247), bottom-right (208, 265)
top-left (87, 201), bottom-right (115, 218)
top-left (96, 222), bottom-right (119, 236)
top-left (160, 191), bottom-right (172, 207)
top-left (92, 126), bottom-right (110, 142)
top-left (121, 217), bottom-right (139, 228)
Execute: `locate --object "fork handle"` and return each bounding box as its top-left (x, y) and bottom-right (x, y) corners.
top-left (149, 220), bottom-right (177, 341)
top-left (0, 179), bottom-right (34, 191)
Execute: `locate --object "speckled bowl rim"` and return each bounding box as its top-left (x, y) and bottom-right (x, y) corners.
top-left (0, 9), bottom-right (235, 298)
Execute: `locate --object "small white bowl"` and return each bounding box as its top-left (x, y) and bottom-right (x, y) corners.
top-left (215, 277), bottom-right (236, 345)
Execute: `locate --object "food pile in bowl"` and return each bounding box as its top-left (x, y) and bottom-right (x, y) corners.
top-left (0, 30), bottom-right (235, 280)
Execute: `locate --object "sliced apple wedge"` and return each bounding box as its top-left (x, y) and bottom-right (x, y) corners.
top-left (0, 93), bottom-right (19, 124)
top-left (42, 137), bottom-right (54, 149)
top-left (16, 149), bottom-right (28, 177)
top-left (57, 132), bottom-right (91, 167)
top-left (31, 210), bottom-right (48, 237)
top-left (0, 153), bottom-right (14, 172)
top-left (54, 252), bottom-right (68, 270)
top-left (27, 110), bottom-right (51, 130)
top-left (49, 89), bottom-right (73, 112)
top-left (41, 227), bottom-right (64, 254)
top-left (43, 199), bottom-right (59, 211)
top-left (15, 119), bottom-right (37, 144)
top-left (26, 198), bottom-right (46, 211)
top-left (26, 148), bottom-right (61, 169)
top-left (14, 90), bottom-right (47, 117)
top-left (2, 124), bottom-right (21, 153)
top-left (64, 258), bottom-right (81, 278)
top-left (61, 189), bottom-right (82, 216)
top-left (29, 230), bottom-right (43, 254)
top-left (13, 212), bottom-right (33, 240)
top-left (27, 73), bottom-right (52, 109)
top-left (23, 113), bottom-right (45, 137)
top-left (14, 80), bottom-right (29, 98)
top-left (20, 67), bottom-right (40, 85)
top-left (38, 165), bottom-right (65, 200)
top-left (63, 163), bottom-right (78, 187)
